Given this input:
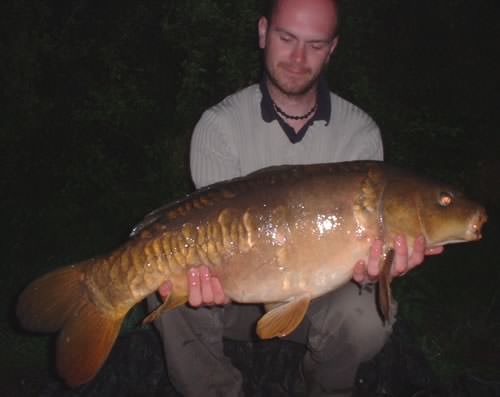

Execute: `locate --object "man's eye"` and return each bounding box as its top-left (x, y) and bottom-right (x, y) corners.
top-left (310, 42), bottom-right (327, 50)
top-left (280, 35), bottom-right (292, 42)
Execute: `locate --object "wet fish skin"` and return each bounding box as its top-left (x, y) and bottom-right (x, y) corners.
top-left (16, 161), bottom-right (487, 386)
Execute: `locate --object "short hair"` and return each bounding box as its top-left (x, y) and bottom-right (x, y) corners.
top-left (263, 0), bottom-right (342, 38)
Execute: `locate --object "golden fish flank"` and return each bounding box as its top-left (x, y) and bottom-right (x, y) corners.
top-left (16, 161), bottom-right (487, 387)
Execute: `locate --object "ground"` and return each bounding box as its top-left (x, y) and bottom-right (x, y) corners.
top-left (5, 317), bottom-right (500, 396)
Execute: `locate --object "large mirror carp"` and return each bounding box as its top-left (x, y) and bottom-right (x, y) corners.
top-left (17, 160), bottom-right (487, 386)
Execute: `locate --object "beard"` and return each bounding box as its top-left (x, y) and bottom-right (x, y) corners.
top-left (265, 60), bottom-right (322, 97)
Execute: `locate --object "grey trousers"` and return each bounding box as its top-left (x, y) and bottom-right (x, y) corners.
top-left (147, 282), bottom-right (394, 397)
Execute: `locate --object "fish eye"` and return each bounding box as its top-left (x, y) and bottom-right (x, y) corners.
top-left (438, 192), bottom-right (453, 207)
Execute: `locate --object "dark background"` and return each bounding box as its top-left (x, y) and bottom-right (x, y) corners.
top-left (1, 0), bottom-right (499, 395)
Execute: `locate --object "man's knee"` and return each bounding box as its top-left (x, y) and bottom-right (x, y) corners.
top-left (306, 283), bottom-right (393, 361)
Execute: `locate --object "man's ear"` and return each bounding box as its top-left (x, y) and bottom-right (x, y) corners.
top-left (258, 16), bottom-right (269, 49)
top-left (326, 36), bottom-right (339, 63)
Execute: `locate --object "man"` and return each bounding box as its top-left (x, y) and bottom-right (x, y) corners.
top-left (150, 0), bottom-right (443, 395)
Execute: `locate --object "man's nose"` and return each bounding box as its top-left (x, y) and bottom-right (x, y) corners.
top-left (291, 43), bottom-right (306, 64)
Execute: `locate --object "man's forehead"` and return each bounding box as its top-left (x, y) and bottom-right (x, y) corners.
top-left (270, 0), bottom-right (338, 39)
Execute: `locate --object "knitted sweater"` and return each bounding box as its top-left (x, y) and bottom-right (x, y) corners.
top-left (190, 83), bottom-right (383, 189)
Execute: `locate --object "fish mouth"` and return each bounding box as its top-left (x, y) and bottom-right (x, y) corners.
top-left (465, 208), bottom-right (488, 241)
top-left (430, 208), bottom-right (488, 246)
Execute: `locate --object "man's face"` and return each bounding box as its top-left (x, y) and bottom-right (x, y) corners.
top-left (259, 0), bottom-right (339, 97)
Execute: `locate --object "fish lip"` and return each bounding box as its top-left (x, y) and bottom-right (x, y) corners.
top-left (431, 238), bottom-right (472, 245)
top-left (435, 209), bottom-right (488, 245)
top-left (466, 208), bottom-right (488, 241)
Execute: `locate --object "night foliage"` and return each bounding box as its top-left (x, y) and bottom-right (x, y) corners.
top-left (1, 0), bottom-right (499, 394)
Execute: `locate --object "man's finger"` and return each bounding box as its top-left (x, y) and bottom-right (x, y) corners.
top-left (425, 245), bottom-right (444, 256)
top-left (367, 239), bottom-right (383, 279)
top-left (200, 265), bottom-right (214, 304)
top-left (392, 235), bottom-right (409, 276)
top-left (211, 277), bottom-right (228, 304)
top-left (188, 267), bottom-right (202, 307)
top-left (352, 260), bottom-right (367, 283)
top-left (408, 235), bottom-right (425, 269)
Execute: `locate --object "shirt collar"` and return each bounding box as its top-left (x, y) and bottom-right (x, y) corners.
top-left (260, 74), bottom-right (331, 126)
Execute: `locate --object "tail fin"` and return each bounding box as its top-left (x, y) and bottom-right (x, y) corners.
top-left (17, 261), bottom-right (124, 387)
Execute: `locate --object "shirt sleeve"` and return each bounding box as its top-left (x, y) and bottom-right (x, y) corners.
top-left (356, 119), bottom-right (384, 161)
top-left (342, 104), bottom-right (384, 162)
top-left (329, 93), bottom-right (384, 163)
top-left (189, 109), bottom-right (240, 189)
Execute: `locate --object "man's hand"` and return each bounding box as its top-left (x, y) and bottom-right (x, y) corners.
top-left (158, 265), bottom-right (229, 307)
top-left (352, 235), bottom-right (444, 284)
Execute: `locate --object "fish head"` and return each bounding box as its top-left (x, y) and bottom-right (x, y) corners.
top-left (416, 184), bottom-right (486, 245)
top-left (382, 172), bottom-right (487, 247)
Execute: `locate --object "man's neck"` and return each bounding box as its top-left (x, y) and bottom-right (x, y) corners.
top-left (266, 80), bottom-right (318, 115)
top-left (266, 79), bottom-right (318, 133)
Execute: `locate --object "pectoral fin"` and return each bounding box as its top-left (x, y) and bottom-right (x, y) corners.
top-left (377, 248), bottom-right (394, 323)
top-left (142, 292), bottom-right (187, 324)
top-left (264, 302), bottom-right (282, 312)
top-left (257, 295), bottom-right (310, 339)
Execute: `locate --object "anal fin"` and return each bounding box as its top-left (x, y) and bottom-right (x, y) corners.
top-left (257, 295), bottom-right (310, 339)
top-left (142, 292), bottom-right (187, 324)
